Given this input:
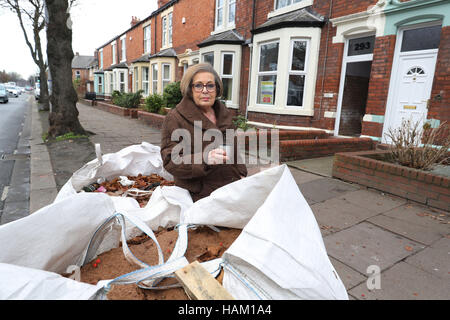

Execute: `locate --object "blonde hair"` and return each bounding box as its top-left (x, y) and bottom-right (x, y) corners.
top-left (180, 63), bottom-right (223, 99)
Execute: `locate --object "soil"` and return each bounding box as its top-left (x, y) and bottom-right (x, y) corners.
top-left (79, 226), bottom-right (242, 300)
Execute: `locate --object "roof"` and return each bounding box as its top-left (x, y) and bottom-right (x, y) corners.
top-left (252, 6), bottom-right (325, 34)
top-left (72, 55), bottom-right (95, 69)
top-left (197, 29), bottom-right (245, 48)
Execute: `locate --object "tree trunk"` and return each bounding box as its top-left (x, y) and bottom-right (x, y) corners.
top-left (38, 64), bottom-right (49, 110)
top-left (45, 0), bottom-right (85, 137)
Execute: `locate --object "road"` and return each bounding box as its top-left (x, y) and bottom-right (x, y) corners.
top-left (0, 92), bottom-right (32, 225)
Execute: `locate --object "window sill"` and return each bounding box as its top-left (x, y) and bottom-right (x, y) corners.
top-left (211, 24), bottom-right (236, 36)
top-left (267, 0), bottom-right (314, 19)
top-left (248, 104), bottom-right (314, 116)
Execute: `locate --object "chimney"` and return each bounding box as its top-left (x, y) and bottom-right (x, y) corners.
top-left (130, 16), bottom-right (140, 27)
top-left (157, 0), bottom-right (170, 8)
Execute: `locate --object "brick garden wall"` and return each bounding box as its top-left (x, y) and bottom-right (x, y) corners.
top-left (333, 150), bottom-right (450, 211)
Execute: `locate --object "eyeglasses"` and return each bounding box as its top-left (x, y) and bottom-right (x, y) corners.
top-left (192, 83), bottom-right (216, 92)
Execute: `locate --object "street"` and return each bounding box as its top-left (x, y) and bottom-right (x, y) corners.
top-left (0, 93), bottom-right (31, 225)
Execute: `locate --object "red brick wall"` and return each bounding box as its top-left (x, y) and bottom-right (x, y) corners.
top-left (72, 68), bottom-right (90, 96)
top-left (361, 35), bottom-right (396, 138)
top-left (429, 26), bottom-right (450, 125)
top-left (333, 150), bottom-right (450, 211)
top-left (172, 0), bottom-right (215, 55)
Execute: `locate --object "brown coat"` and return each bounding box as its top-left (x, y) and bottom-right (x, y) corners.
top-left (160, 96), bottom-right (247, 201)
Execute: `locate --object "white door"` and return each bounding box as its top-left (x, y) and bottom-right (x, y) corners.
top-left (384, 52), bottom-right (437, 133)
top-left (383, 22), bottom-right (441, 141)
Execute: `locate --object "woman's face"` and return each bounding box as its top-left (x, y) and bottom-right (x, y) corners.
top-left (191, 71), bottom-right (217, 110)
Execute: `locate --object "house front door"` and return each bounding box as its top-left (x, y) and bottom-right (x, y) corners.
top-left (384, 52), bottom-right (437, 136)
top-left (383, 23), bottom-right (441, 141)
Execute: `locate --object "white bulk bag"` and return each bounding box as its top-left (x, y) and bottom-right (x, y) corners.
top-left (0, 263), bottom-right (105, 300)
top-left (182, 164), bottom-right (348, 300)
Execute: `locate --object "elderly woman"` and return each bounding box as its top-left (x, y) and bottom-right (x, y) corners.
top-left (160, 63), bottom-right (247, 202)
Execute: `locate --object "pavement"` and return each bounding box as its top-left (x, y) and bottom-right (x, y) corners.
top-left (22, 98), bottom-right (450, 299)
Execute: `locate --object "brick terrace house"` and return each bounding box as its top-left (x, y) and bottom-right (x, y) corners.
top-left (71, 53), bottom-right (95, 97)
top-left (92, 0), bottom-right (449, 143)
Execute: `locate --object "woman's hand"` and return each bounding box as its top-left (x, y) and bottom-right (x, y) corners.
top-left (207, 148), bottom-right (230, 165)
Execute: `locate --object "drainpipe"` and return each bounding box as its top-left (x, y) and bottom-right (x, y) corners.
top-left (317, 0), bottom-right (334, 123)
top-left (245, 0), bottom-right (257, 121)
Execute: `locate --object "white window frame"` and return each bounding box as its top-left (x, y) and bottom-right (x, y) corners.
top-left (120, 36), bottom-right (126, 62)
top-left (285, 38), bottom-right (310, 108)
top-left (112, 41), bottom-right (117, 65)
top-left (202, 51), bottom-right (214, 65)
top-left (268, 0), bottom-right (313, 19)
top-left (168, 12), bottom-right (173, 46)
top-left (256, 39), bottom-right (280, 107)
top-left (75, 70), bottom-right (81, 80)
top-left (133, 67), bottom-right (139, 92)
top-left (144, 25), bottom-right (151, 54)
top-left (162, 63), bottom-right (171, 91)
top-left (214, 0), bottom-right (236, 33)
top-left (248, 27), bottom-right (321, 116)
top-left (119, 71), bottom-right (126, 92)
top-left (98, 76), bottom-right (103, 93)
top-left (162, 16), bottom-right (167, 48)
top-left (110, 73), bottom-right (114, 93)
top-left (152, 63), bottom-right (158, 94)
top-left (142, 67), bottom-right (150, 96)
top-left (220, 52), bottom-right (234, 102)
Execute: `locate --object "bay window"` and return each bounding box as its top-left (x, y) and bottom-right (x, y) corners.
top-left (221, 52), bottom-right (234, 101)
top-left (152, 63), bottom-right (158, 94)
top-left (202, 52), bottom-right (214, 66)
top-left (134, 67), bottom-right (139, 92)
top-left (119, 71), bottom-right (125, 92)
top-left (249, 28), bottom-right (320, 116)
top-left (142, 67), bottom-right (149, 96)
top-left (287, 40), bottom-right (308, 107)
top-left (257, 41), bottom-right (279, 105)
top-left (162, 63), bottom-right (171, 91)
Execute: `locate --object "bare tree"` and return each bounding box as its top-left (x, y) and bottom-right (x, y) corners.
top-left (0, 0), bottom-right (50, 110)
top-left (45, 0), bottom-right (85, 137)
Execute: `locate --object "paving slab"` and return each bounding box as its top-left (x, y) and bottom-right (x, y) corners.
top-left (337, 189), bottom-right (406, 214)
top-left (349, 261), bottom-right (450, 300)
top-left (329, 256), bottom-right (366, 291)
top-left (311, 197), bottom-right (380, 236)
top-left (1, 201), bottom-right (29, 224)
top-left (298, 177), bottom-right (360, 203)
top-left (286, 156), bottom-right (334, 177)
top-left (29, 187), bottom-right (58, 214)
top-left (323, 222), bottom-right (425, 274)
top-left (288, 167), bottom-right (322, 185)
top-left (405, 237), bottom-right (450, 280)
top-left (368, 204), bottom-right (450, 245)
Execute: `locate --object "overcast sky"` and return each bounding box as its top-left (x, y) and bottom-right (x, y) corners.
top-left (0, 0), bottom-right (158, 80)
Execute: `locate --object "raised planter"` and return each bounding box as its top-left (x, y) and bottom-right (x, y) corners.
top-left (137, 110), bottom-right (166, 129)
top-left (279, 137), bottom-right (375, 162)
top-left (332, 150), bottom-right (450, 211)
top-left (95, 101), bottom-right (131, 117)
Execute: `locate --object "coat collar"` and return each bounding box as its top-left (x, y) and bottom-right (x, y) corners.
top-left (175, 96), bottom-right (233, 132)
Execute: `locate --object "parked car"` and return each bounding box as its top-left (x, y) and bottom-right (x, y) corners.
top-left (5, 85), bottom-right (19, 97)
top-left (34, 83), bottom-right (40, 100)
top-left (0, 84), bottom-right (9, 103)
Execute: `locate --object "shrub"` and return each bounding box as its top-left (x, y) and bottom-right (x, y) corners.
top-left (162, 81), bottom-right (182, 109)
top-left (385, 118), bottom-right (449, 170)
top-left (112, 90), bottom-right (143, 108)
top-left (144, 93), bottom-right (164, 114)
top-left (232, 114), bottom-right (253, 131)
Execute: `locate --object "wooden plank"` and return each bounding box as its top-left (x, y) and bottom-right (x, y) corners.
top-left (174, 261), bottom-right (234, 300)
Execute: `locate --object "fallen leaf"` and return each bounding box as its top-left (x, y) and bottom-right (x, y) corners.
top-left (412, 292), bottom-right (418, 296)
top-left (404, 246), bottom-right (413, 251)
